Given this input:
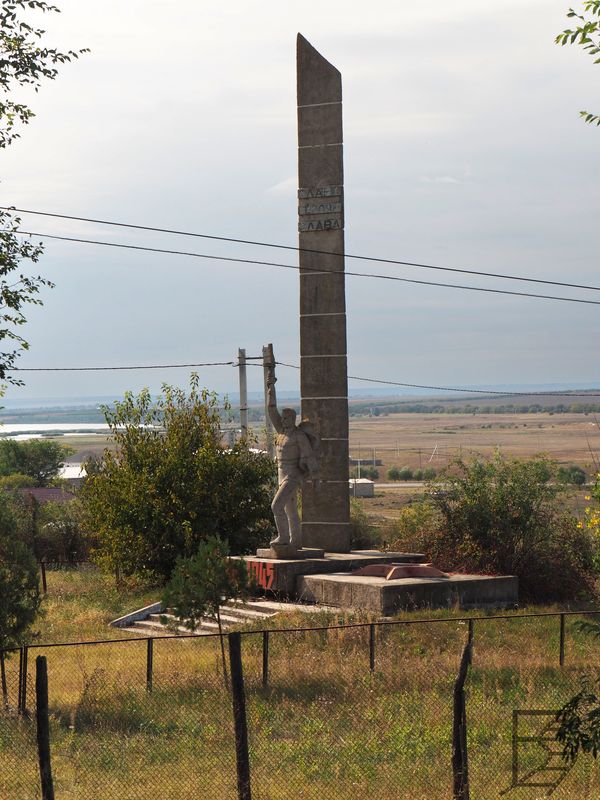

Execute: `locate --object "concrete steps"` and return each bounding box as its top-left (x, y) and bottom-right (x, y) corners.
top-left (116, 599), bottom-right (284, 637)
top-left (113, 597), bottom-right (338, 637)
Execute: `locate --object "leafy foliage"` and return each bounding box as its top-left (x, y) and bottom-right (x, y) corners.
top-left (556, 674), bottom-right (600, 762)
top-left (385, 453), bottom-right (597, 602)
top-left (0, 2), bottom-right (87, 381)
top-left (350, 465), bottom-right (378, 480)
top-left (38, 499), bottom-right (92, 563)
top-left (164, 535), bottom-right (251, 685)
top-left (557, 463), bottom-right (587, 485)
top-left (0, 493), bottom-right (40, 649)
top-left (81, 377), bottom-right (277, 582)
top-left (0, 438), bottom-right (72, 485)
top-left (163, 536), bottom-right (250, 631)
top-left (576, 471), bottom-right (600, 578)
top-left (556, 1), bottom-right (600, 125)
top-left (349, 497), bottom-right (380, 549)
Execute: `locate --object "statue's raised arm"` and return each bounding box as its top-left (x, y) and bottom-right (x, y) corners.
top-left (265, 361), bottom-right (283, 434)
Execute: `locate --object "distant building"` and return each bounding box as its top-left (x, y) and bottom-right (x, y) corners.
top-left (16, 487), bottom-right (76, 505)
top-left (349, 478), bottom-right (375, 498)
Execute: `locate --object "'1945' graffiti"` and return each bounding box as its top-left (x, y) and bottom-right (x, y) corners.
top-left (247, 560), bottom-right (275, 591)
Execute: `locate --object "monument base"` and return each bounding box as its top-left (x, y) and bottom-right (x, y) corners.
top-left (243, 550), bottom-right (425, 595)
top-left (256, 546), bottom-right (325, 560)
top-left (297, 572), bottom-right (518, 614)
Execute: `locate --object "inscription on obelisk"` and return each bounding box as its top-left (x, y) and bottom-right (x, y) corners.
top-left (297, 33), bottom-right (350, 553)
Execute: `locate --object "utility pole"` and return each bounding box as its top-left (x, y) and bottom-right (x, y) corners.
top-left (262, 343), bottom-right (275, 458)
top-left (237, 348), bottom-right (248, 440)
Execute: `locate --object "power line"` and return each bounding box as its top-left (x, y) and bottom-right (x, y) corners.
top-left (273, 361), bottom-right (600, 398)
top-left (11, 355), bottom-right (600, 398)
top-left (6, 205), bottom-right (600, 293)
top-left (16, 230), bottom-right (600, 307)
top-left (11, 361), bottom-right (236, 372)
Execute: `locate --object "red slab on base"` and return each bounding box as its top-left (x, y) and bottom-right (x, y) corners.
top-left (352, 563), bottom-right (448, 581)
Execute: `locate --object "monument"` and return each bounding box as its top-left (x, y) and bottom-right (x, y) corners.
top-left (296, 33), bottom-right (350, 553)
top-left (241, 35), bottom-right (518, 611)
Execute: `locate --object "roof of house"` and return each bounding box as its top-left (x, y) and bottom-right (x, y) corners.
top-left (16, 487), bottom-right (76, 504)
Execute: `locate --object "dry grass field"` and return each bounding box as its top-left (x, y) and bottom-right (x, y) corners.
top-left (2, 570), bottom-right (600, 800)
top-left (349, 411), bottom-right (599, 474)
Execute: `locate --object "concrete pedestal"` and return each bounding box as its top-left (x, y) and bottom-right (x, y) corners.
top-left (243, 550), bottom-right (425, 595)
top-left (256, 546), bottom-right (325, 560)
top-left (297, 573), bottom-right (518, 614)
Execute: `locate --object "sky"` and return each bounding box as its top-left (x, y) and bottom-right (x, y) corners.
top-left (1, 0), bottom-right (598, 403)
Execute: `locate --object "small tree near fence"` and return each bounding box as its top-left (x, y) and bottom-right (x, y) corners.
top-left (163, 535), bottom-right (251, 686)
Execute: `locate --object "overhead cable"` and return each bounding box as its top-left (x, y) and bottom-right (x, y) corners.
top-left (5, 205), bottom-right (600, 293)
top-left (10, 357), bottom-right (600, 398)
top-left (16, 230), bottom-right (600, 307)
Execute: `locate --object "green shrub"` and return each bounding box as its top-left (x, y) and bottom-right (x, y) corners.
top-left (398, 467), bottom-right (413, 481)
top-left (386, 466), bottom-right (401, 481)
top-left (350, 466), bottom-right (379, 480)
top-left (349, 498), bottom-right (380, 549)
top-left (557, 464), bottom-right (587, 486)
top-left (0, 494), bottom-right (41, 649)
top-left (422, 467), bottom-right (437, 481)
top-left (0, 473), bottom-right (34, 489)
top-left (385, 454), bottom-right (597, 603)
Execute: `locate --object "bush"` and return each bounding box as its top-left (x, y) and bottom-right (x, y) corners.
top-left (385, 454), bottom-right (597, 603)
top-left (350, 466), bottom-right (379, 480)
top-left (422, 467), bottom-right (437, 481)
top-left (349, 498), bottom-right (381, 549)
top-left (38, 500), bottom-right (94, 563)
top-left (557, 464), bottom-right (587, 486)
top-left (398, 466), bottom-right (413, 481)
top-left (0, 473), bottom-right (35, 489)
top-left (387, 466), bottom-right (401, 481)
top-left (0, 494), bottom-right (41, 649)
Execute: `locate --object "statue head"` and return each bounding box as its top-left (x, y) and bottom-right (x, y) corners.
top-left (281, 407), bottom-right (297, 432)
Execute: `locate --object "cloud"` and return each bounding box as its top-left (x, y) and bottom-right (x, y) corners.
top-left (266, 176), bottom-right (296, 196)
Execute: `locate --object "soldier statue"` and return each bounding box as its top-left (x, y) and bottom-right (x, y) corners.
top-left (266, 360), bottom-right (319, 550)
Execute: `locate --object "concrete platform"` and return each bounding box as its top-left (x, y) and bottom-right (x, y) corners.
top-left (297, 572), bottom-right (518, 614)
top-left (242, 550), bottom-right (425, 594)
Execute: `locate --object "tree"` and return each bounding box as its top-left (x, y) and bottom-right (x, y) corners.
top-left (556, 1), bottom-right (600, 126)
top-left (0, 439), bottom-right (72, 485)
top-left (163, 536), bottom-right (251, 686)
top-left (0, 494), bottom-right (41, 650)
top-left (81, 377), bottom-right (277, 582)
top-left (0, 2), bottom-right (87, 382)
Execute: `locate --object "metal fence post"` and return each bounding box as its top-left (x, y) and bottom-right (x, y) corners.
top-left (146, 638), bottom-right (154, 693)
top-left (452, 632), bottom-right (473, 800)
top-left (262, 631), bottom-right (269, 689)
top-left (228, 632), bottom-right (252, 800)
top-left (0, 650), bottom-right (7, 709)
top-left (369, 624), bottom-right (376, 672)
top-left (559, 613), bottom-right (565, 667)
top-left (18, 646), bottom-right (29, 716)
top-left (17, 647), bottom-right (23, 713)
top-left (35, 656), bottom-right (55, 800)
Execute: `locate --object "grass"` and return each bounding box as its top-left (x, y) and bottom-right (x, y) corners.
top-left (2, 569), bottom-right (600, 799)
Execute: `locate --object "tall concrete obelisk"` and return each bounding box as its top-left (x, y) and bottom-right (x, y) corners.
top-left (297, 34), bottom-right (350, 553)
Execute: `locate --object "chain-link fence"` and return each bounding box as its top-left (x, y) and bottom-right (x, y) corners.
top-left (2, 612), bottom-right (600, 799)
